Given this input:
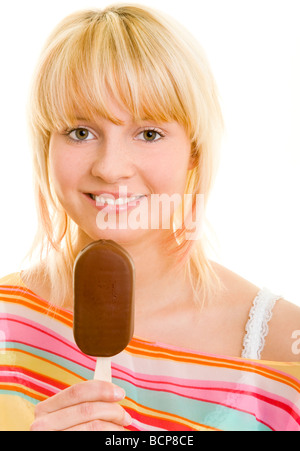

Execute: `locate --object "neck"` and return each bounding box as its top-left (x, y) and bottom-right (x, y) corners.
top-left (75, 229), bottom-right (189, 313)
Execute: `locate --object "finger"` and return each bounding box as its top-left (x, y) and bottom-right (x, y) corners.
top-left (35, 380), bottom-right (125, 416)
top-left (31, 401), bottom-right (132, 431)
top-left (63, 420), bottom-right (128, 432)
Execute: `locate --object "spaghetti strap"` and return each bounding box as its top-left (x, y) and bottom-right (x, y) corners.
top-left (242, 288), bottom-right (282, 359)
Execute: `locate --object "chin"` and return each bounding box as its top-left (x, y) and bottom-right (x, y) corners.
top-left (83, 225), bottom-right (153, 246)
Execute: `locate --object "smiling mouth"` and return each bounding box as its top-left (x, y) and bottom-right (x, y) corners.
top-left (88, 193), bottom-right (145, 206)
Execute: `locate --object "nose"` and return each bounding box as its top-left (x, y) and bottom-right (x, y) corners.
top-left (90, 136), bottom-right (135, 184)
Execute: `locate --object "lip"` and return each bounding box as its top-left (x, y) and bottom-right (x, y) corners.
top-left (87, 191), bottom-right (142, 199)
top-left (83, 192), bottom-right (147, 213)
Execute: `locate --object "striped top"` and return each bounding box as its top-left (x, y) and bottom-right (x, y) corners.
top-left (0, 272), bottom-right (300, 431)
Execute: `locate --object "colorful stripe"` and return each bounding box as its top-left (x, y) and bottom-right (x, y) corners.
top-left (0, 273), bottom-right (299, 431)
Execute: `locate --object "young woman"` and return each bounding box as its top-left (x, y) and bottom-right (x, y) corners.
top-left (0, 4), bottom-right (299, 431)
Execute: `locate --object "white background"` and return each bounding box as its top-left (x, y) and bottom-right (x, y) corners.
top-left (0, 0), bottom-right (299, 306)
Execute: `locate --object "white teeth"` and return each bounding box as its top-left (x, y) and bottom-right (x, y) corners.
top-left (91, 194), bottom-right (143, 205)
top-left (97, 196), bottom-right (115, 205)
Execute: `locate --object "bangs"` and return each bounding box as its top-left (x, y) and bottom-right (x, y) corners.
top-left (33, 9), bottom-right (193, 134)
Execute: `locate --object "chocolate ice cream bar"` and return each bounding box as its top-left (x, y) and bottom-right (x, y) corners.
top-left (73, 240), bottom-right (135, 381)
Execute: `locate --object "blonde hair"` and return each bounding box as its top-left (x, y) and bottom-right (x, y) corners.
top-left (23, 3), bottom-right (224, 307)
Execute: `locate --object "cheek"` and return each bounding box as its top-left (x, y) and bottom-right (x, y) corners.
top-left (145, 148), bottom-right (190, 194)
top-left (49, 146), bottom-right (81, 195)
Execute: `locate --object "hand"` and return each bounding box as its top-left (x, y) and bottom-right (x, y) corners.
top-left (30, 380), bottom-right (132, 431)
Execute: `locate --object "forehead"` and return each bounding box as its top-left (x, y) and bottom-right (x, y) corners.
top-left (72, 96), bottom-right (135, 127)
top-left (51, 82), bottom-right (187, 134)
top-left (36, 9), bottom-right (193, 137)
top-left (69, 97), bottom-right (183, 130)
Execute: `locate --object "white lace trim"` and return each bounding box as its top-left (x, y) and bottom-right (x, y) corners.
top-left (242, 288), bottom-right (281, 360)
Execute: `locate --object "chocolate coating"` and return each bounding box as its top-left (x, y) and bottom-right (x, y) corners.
top-left (73, 240), bottom-right (135, 357)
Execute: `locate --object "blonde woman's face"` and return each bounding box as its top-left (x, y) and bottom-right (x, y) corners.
top-left (48, 97), bottom-right (194, 245)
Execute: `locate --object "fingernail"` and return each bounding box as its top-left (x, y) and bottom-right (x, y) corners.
top-left (114, 386), bottom-right (126, 400)
top-left (123, 411), bottom-right (133, 427)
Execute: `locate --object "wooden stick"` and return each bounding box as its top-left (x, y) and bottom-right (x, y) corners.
top-left (94, 357), bottom-right (112, 382)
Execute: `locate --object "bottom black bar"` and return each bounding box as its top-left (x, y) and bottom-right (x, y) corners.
top-left (96, 431), bottom-right (209, 447)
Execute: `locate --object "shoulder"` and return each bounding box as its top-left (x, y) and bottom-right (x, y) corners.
top-left (0, 272), bottom-right (35, 311)
top-left (0, 272), bottom-right (22, 285)
top-left (0, 271), bottom-right (40, 304)
top-left (0, 272), bottom-right (25, 290)
top-left (210, 261), bottom-right (300, 362)
top-left (262, 298), bottom-right (300, 362)
top-left (210, 261), bottom-right (260, 307)
top-left (209, 261), bottom-right (261, 347)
